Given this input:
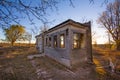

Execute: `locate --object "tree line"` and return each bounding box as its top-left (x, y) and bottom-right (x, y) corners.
top-left (0, 0), bottom-right (119, 50)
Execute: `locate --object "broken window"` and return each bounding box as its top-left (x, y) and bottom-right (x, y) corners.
top-left (53, 35), bottom-right (57, 47)
top-left (60, 34), bottom-right (65, 48)
top-left (73, 33), bottom-right (83, 49)
top-left (48, 37), bottom-right (51, 47)
top-left (46, 37), bottom-right (48, 46)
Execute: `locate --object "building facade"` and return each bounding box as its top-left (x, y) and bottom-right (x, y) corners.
top-left (36, 19), bottom-right (92, 67)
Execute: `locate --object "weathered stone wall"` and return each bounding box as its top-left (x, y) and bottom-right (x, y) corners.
top-left (71, 49), bottom-right (87, 65)
top-left (85, 22), bottom-right (93, 63)
top-left (40, 21), bottom-right (92, 67)
top-left (44, 25), bottom-right (71, 67)
top-left (69, 25), bottom-right (88, 66)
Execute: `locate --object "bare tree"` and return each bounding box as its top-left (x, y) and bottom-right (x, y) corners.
top-left (23, 32), bottom-right (32, 46)
top-left (0, 0), bottom-right (111, 28)
top-left (40, 23), bottom-right (49, 33)
top-left (0, 0), bottom-right (59, 28)
top-left (92, 31), bottom-right (97, 44)
top-left (98, 0), bottom-right (120, 51)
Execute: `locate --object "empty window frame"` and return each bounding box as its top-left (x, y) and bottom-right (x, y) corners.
top-left (53, 35), bottom-right (57, 47)
top-left (48, 37), bottom-right (51, 47)
top-left (73, 33), bottom-right (83, 49)
top-left (60, 34), bottom-right (65, 48)
top-left (46, 37), bottom-right (48, 46)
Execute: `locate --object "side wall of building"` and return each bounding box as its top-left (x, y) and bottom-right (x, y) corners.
top-left (44, 25), bottom-right (71, 67)
top-left (85, 22), bottom-right (93, 63)
top-left (70, 25), bottom-right (89, 66)
top-left (37, 21), bottom-right (92, 67)
top-left (36, 36), bottom-right (43, 53)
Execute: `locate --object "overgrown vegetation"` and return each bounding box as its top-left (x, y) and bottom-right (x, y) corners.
top-left (0, 44), bottom-right (120, 80)
top-left (0, 45), bottom-right (38, 80)
top-left (93, 45), bottom-right (120, 80)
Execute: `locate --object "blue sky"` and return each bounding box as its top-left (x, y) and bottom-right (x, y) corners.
top-left (0, 0), bottom-right (115, 44)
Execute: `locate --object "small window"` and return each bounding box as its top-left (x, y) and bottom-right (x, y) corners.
top-left (60, 34), bottom-right (65, 48)
top-left (73, 33), bottom-right (83, 49)
top-left (53, 35), bottom-right (57, 47)
top-left (48, 37), bottom-right (51, 47)
top-left (46, 37), bottom-right (48, 46)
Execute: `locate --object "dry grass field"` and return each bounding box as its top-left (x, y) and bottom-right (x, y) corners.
top-left (0, 46), bottom-right (38, 80)
top-left (93, 45), bottom-right (120, 80)
top-left (0, 43), bottom-right (120, 80)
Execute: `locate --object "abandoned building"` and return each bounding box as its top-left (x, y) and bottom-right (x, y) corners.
top-left (35, 19), bottom-right (93, 67)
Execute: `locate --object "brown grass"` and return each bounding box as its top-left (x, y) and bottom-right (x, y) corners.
top-left (0, 46), bottom-right (38, 80)
top-left (93, 46), bottom-right (120, 80)
top-left (0, 43), bottom-right (35, 47)
top-left (0, 46), bottom-right (97, 80)
top-left (0, 44), bottom-right (120, 80)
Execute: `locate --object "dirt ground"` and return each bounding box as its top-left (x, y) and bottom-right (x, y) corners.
top-left (0, 46), bottom-right (120, 80)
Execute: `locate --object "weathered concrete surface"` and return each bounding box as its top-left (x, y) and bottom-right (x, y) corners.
top-left (27, 54), bottom-right (45, 59)
top-left (36, 19), bottom-right (92, 68)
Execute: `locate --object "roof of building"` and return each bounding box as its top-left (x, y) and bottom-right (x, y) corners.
top-left (36, 19), bottom-right (91, 38)
top-left (48, 19), bottom-right (91, 32)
